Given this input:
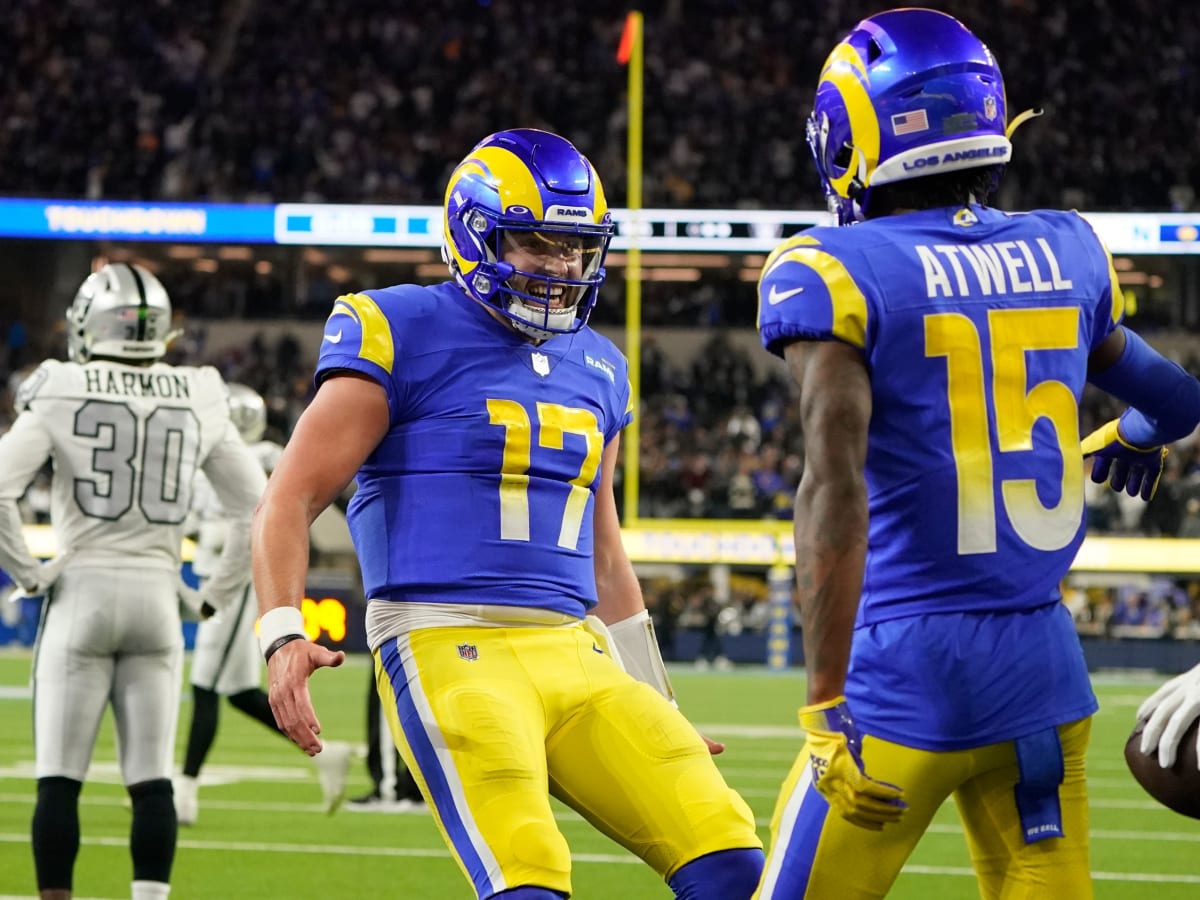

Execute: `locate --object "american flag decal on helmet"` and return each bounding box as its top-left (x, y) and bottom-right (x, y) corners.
top-left (891, 109), bottom-right (929, 136)
top-left (457, 643), bottom-right (479, 661)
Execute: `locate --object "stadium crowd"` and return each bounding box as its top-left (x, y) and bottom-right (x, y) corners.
top-left (7, 319), bottom-right (1200, 540)
top-left (3, 0), bottom-right (1200, 650)
top-left (3, 0), bottom-right (1198, 212)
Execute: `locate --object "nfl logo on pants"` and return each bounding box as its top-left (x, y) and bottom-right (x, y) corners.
top-left (457, 643), bottom-right (479, 661)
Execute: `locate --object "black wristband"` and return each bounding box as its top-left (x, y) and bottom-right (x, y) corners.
top-left (264, 633), bottom-right (307, 663)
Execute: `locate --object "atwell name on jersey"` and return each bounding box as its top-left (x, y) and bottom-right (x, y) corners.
top-left (916, 237), bottom-right (1074, 298)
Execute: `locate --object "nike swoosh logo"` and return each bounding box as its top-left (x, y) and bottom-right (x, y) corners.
top-left (323, 329), bottom-right (344, 344)
top-left (768, 285), bottom-right (806, 305)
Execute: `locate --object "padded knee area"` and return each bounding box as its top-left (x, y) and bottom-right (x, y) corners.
top-left (484, 818), bottom-right (569, 897)
top-left (33, 776), bottom-right (83, 890)
top-left (669, 847), bottom-right (766, 900)
top-left (128, 778), bottom-right (177, 883)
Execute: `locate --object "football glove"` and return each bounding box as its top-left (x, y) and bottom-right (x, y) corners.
top-left (1138, 663), bottom-right (1200, 768)
top-left (177, 579), bottom-right (217, 622)
top-left (799, 697), bottom-right (906, 830)
top-left (1081, 415), bottom-right (1167, 501)
top-left (10, 553), bottom-right (72, 601)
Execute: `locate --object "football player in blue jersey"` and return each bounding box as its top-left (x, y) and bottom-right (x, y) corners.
top-left (753, 9), bottom-right (1200, 899)
top-left (250, 128), bottom-right (763, 900)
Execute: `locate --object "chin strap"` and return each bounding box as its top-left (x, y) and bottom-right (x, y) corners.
top-left (1006, 108), bottom-right (1045, 140)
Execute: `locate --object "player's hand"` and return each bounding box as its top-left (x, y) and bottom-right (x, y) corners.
top-left (267, 639), bottom-right (346, 756)
top-left (1138, 663), bottom-right (1200, 768)
top-left (799, 697), bottom-right (906, 830)
top-left (15, 553), bottom-right (72, 600)
top-left (1081, 415), bottom-right (1167, 501)
top-left (698, 731), bottom-right (725, 755)
top-left (177, 580), bottom-right (217, 621)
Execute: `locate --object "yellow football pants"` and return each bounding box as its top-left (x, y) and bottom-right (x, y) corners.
top-left (374, 622), bottom-right (761, 898)
top-left (756, 718), bottom-right (1092, 900)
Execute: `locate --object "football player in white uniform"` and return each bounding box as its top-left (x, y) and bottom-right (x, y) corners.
top-left (174, 384), bottom-right (353, 825)
top-left (0, 263), bottom-right (266, 900)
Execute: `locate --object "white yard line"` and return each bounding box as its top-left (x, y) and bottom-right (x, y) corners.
top-left (0, 833), bottom-right (1196, 884)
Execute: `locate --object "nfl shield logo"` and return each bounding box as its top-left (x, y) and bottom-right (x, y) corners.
top-left (983, 96), bottom-right (998, 121)
top-left (531, 352), bottom-right (550, 377)
top-left (457, 643), bottom-right (479, 661)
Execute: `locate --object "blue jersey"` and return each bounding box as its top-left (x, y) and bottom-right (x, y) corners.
top-left (759, 205), bottom-right (1119, 748)
top-left (315, 281), bottom-right (632, 618)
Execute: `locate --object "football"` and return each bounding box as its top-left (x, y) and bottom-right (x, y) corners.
top-left (1124, 719), bottom-right (1200, 819)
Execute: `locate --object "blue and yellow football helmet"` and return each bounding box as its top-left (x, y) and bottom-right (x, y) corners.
top-left (808, 9), bottom-right (1029, 225)
top-left (442, 128), bottom-right (614, 340)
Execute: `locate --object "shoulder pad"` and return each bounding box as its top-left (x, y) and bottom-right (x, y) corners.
top-left (14, 360), bottom-right (61, 411)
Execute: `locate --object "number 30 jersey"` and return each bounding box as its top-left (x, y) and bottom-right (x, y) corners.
top-left (0, 360), bottom-right (265, 576)
top-left (760, 205), bottom-right (1122, 625)
top-left (316, 281), bottom-right (632, 617)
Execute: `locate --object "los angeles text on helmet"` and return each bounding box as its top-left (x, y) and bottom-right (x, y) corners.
top-left (902, 144), bottom-right (1009, 173)
top-left (85, 368), bottom-right (191, 399)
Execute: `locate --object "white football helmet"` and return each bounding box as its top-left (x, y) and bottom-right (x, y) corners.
top-left (66, 263), bottom-right (173, 363)
top-left (227, 382), bottom-right (267, 443)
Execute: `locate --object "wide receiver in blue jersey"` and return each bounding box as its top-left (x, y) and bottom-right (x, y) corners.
top-left (753, 10), bottom-right (1200, 900)
top-left (251, 129), bottom-right (763, 899)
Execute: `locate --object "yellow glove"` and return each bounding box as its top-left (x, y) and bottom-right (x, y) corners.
top-left (799, 697), bottom-right (907, 830)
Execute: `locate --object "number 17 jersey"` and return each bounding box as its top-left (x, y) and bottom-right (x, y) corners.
top-left (315, 282), bottom-right (632, 618)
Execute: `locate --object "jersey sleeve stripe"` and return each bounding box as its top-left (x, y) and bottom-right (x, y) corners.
top-left (762, 245), bottom-right (870, 349)
top-left (332, 293), bottom-right (395, 374)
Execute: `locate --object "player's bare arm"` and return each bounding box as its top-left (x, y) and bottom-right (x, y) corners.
top-left (252, 372), bottom-right (389, 754)
top-left (1086, 325), bottom-right (1125, 375)
top-left (785, 339), bottom-right (872, 706)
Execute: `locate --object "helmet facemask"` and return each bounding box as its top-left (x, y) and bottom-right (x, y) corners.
top-left (442, 128), bottom-right (615, 341)
top-left (807, 110), bottom-right (869, 226)
top-left (451, 204), bottom-right (611, 341)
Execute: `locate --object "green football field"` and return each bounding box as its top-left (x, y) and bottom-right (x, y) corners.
top-left (1, 650), bottom-right (1197, 899)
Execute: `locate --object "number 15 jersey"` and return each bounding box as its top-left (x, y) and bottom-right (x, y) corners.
top-left (758, 205), bottom-right (1118, 747)
top-left (760, 205), bottom-right (1122, 624)
top-left (316, 282), bottom-right (632, 618)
